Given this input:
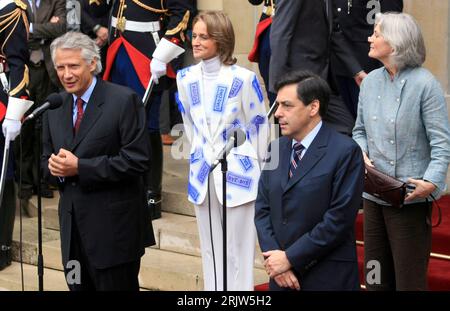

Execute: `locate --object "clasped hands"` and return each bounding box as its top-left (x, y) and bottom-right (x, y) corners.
top-left (262, 250), bottom-right (300, 290)
top-left (363, 152), bottom-right (436, 202)
top-left (48, 148), bottom-right (79, 177)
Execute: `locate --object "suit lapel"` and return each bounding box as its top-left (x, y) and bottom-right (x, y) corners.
top-left (322, 0), bottom-right (332, 34)
top-left (70, 80), bottom-right (104, 151)
top-left (280, 138), bottom-right (292, 191)
top-left (59, 93), bottom-right (75, 149)
top-left (188, 65), bottom-right (212, 143)
top-left (283, 125), bottom-right (329, 193)
top-left (209, 65), bottom-right (233, 139)
top-left (36, 0), bottom-right (49, 23)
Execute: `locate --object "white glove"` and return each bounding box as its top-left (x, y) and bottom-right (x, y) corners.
top-left (2, 118), bottom-right (22, 142)
top-left (150, 58), bottom-right (167, 84)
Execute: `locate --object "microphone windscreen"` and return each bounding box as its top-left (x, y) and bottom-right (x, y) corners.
top-left (46, 93), bottom-right (63, 109)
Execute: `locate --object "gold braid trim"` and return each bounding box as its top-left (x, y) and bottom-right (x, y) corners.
top-left (14, 0), bottom-right (27, 10)
top-left (131, 0), bottom-right (167, 13)
top-left (9, 64), bottom-right (29, 96)
top-left (165, 10), bottom-right (189, 42)
top-left (0, 6), bottom-right (29, 55)
top-left (89, 0), bottom-right (101, 5)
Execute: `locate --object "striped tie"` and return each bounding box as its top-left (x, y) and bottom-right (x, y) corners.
top-left (289, 143), bottom-right (305, 179)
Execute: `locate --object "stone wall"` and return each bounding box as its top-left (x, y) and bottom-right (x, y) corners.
top-left (197, 0), bottom-right (450, 191)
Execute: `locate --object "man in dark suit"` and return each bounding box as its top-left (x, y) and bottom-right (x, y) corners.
top-left (334, 0), bottom-right (403, 118)
top-left (43, 32), bottom-right (154, 290)
top-left (269, 0), bottom-right (365, 135)
top-left (255, 71), bottom-right (364, 290)
top-left (16, 0), bottom-right (66, 202)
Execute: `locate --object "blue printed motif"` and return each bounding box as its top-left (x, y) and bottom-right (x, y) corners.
top-left (178, 67), bottom-right (189, 79)
top-left (248, 115), bottom-right (265, 136)
top-left (249, 102), bottom-right (255, 110)
top-left (252, 76), bottom-right (264, 103)
top-left (236, 155), bottom-right (254, 172)
top-left (197, 161), bottom-right (210, 184)
top-left (228, 78), bottom-right (243, 98)
top-left (232, 107), bottom-right (238, 113)
top-left (213, 85), bottom-right (228, 112)
top-left (226, 172), bottom-right (252, 189)
top-left (189, 82), bottom-right (200, 106)
top-left (190, 148), bottom-right (203, 164)
top-left (188, 182), bottom-right (200, 202)
top-left (175, 92), bottom-right (185, 114)
top-left (222, 119), bottom-right (242, 141)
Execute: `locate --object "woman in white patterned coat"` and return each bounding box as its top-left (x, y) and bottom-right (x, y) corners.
top-left (176, 11), bottom-right (269, 290)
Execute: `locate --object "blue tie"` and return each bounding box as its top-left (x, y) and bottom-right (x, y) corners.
top-left (289, 143), bottom-right (305, 179)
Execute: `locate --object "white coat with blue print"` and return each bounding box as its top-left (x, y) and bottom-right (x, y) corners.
top-left (176, 63), bottom-right (269, 207)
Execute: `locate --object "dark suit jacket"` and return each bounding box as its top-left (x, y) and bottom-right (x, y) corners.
top-left (28, 0), bottom-right (66, 87)
top-left (269, 0), bottom-right (362, 92)
top-left (42, 79), bottom-right (155, 269)
top-left (334, 0), bottom-right (403, 75)
top-left (255, 124), bottom-right (364, 290)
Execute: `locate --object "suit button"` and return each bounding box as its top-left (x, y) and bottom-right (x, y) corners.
top-left (71, 182), bottom-right (76, 186)
top-left (282, 219), bottom-right (287, 225)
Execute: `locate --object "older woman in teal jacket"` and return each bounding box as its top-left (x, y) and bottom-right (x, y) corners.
top-left (352, 12), bottom-right (450, 291)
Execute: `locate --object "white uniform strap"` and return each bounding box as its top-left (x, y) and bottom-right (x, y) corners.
top-left (0, 0), bottom-right (15, 11)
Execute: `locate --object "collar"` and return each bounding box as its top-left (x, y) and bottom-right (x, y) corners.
top-left (72, 76), bottom-right (97, 104)
top-left (292, 121), bottom-right (322, 149)
top-left (200, 56), bottom-right (221, 76)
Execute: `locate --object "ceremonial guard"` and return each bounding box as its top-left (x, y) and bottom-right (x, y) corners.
top-left (89, 0), bottom-right (192, 220)
top-left (248, 0), bottom-right (275, 104)
top-left (0, 0), bottom-right (33, 270)
top-left (333, 0), bottom-right (403, 118)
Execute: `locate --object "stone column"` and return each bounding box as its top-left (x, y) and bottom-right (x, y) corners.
top-left (404, 0), bottom-right (450, 191)
top-left (197, 0), bottom-right (260, 72)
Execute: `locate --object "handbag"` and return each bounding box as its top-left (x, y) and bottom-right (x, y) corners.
top-left (364, 164), bottom-right (407, 208)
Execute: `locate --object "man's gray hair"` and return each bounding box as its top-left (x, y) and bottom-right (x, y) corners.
top-left (375, 12), bottom-right (426, 70)
top-left (50, 31), bottom-right (102, 75)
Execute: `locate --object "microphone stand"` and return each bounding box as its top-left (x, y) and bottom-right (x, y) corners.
top-left (219, 131), bottom-right (238, 291)
top-left (34, 115), bottom-right (44, 291)
top-left (219, 151), bottom-right (227, 291)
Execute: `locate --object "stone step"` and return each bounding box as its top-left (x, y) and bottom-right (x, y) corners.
top-left (140, 248), bottom-right (268, 291)
top-left (152, 212), bottom-right (266, 269)
top-left (0, 262), bottom-right (68, 291)
top-left (13, 212), bottom-right (266, 270)
top-left (8, 215), bottom-right (268, 291)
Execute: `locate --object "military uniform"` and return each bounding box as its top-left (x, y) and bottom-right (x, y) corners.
top-left (248, 0), bottom-right (275, 104)
top-left (0, 0), bottom-right (32, 270)
top-left (333, 0), bottom-right (403, 118)
top-left (89, 0), bottom-right (192, 220)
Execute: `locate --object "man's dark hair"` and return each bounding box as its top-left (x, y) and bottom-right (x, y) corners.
top-left (274, 70), bottom-right (331, 117)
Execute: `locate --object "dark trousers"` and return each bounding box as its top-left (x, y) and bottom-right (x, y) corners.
top-left (14, 63), bottom-right (58, 197)
top-left (363, 199), bottom-right (432, 291)
top-left (65, 217), bottom-right (141, 291)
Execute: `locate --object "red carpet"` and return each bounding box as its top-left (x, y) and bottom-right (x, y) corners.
top-left (255, 195), bottom-right (450, 291)
top-left (356, 195), bottom-right (450, 290)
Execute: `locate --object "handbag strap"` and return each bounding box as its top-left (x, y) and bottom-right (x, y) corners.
top-left (426, 194), bottom-right (442, 228)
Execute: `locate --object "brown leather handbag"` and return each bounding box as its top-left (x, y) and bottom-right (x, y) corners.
top-left (364, 165), bottom-right (407, 208)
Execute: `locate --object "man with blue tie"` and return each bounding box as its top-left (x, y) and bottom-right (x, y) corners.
top-left (255, 70), bottom-right (365, 290)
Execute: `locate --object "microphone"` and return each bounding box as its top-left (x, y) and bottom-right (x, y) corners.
top-left (24, 93), bottom-right (63, 121)
top-left (267, 101), bottom-right (279, 119)
top-left (210, 128), bottom-right (246, 172)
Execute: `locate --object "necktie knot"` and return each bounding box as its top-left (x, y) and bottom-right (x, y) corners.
top-left (289, 143), bottom-right (305, 179)
top-left (293, 142), bottom-right (305, 154)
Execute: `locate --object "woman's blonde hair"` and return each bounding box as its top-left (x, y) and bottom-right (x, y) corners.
top-left (192, 11), bottom-right (237, 65)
